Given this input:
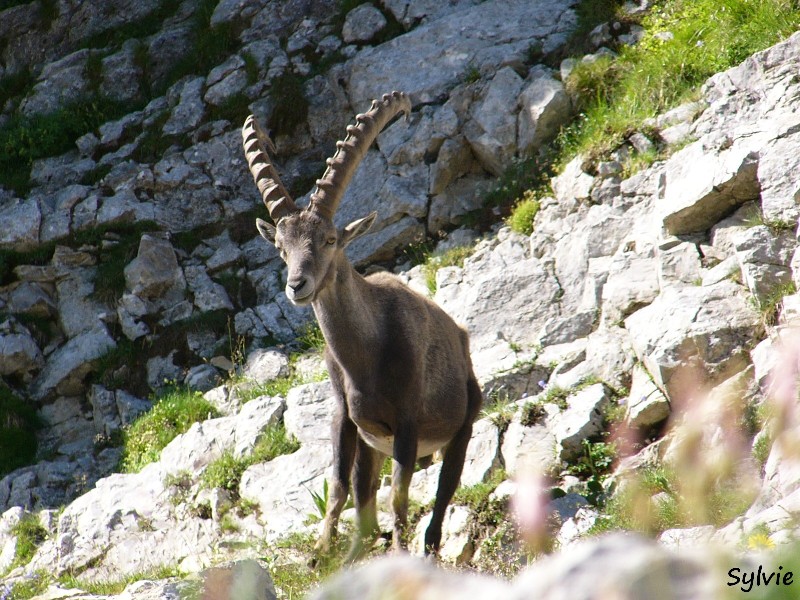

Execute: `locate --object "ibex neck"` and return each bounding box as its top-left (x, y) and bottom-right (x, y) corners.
top-left (312, 256), bottom-right (377, 345)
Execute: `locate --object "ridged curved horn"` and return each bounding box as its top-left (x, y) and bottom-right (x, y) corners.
top-left (242, 114), bottom-right (298, 221)
top-left (309, 91), bottom-right (412, 220)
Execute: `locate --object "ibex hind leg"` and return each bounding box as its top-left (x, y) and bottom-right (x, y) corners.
top-left (424, 377), bottom-right (482, 555)
top-left (344, 437), bottom-right (384, 563)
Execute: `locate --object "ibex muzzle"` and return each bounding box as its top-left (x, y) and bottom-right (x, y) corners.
top-left (243, 91), bottom-right (482, 561)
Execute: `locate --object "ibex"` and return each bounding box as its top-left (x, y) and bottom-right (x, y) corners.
top-left (242, 91), bottom-right (482, 560)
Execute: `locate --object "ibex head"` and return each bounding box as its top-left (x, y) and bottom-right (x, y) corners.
top-left (242, 91), bottom-right (411, 305)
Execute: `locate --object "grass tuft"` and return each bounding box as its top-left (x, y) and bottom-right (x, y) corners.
top-left (120, 386), bottom-right (220, 473)
top-left (0, 384), bottom-right (41, 478)
top-left (506, 190), bottom-right (541, 236)
top-left (200, 423), bottom-right (300, 497)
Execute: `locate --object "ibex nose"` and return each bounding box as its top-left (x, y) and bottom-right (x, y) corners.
top-left (288, 278), bottom-right (307, 293)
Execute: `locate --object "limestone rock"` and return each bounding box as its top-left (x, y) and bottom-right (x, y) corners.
top-left (100, 40), bottom-right (145, 104)
top-left (625, 281), bottom-right (761, 399)
top-left (204, 56), bottom-right (248, 107)
top-left (552, 156), bottom-right (594, 203)
top-left (124, 234), bottom-right (186, 301)
top-left (518, 67), bottom-right (572, 153)
top-left (510, 533), bottom-right (716, 599)
top-left (342, 4), bottom-right (387, 43)
top-left (436, 230), bottom-right (562, 352)
top-left (461, 418), bottom-right (501, 487)
top-left (553, 384), bottom-right (610, 461)
top-left (239, 443), bottom-right (327, 541)
top-left (734, 225), bottom-right (795, 302)
top-left (659, 140), bottom-right (760, 235)
top-left (346, 0), bottom-right (577, 107)
top-left (20, 50), bottom-right (93, 117)
top-left (0, 199), bottom-right (40, 251)
top-left (501, 403), bottom-right (560, 476)
top-left (0, 318), bottom-right (43, 378)
top-left (162, 77), bottom-right (207, 137)
top-left (465, 67), bottom-right (525, 176)
top-left (625, 363), bottom-right (670, 429)
top-left (284, 380), bottom-right (336, 446)
top-left (184, 264), bottom-right (234, 313)
top-left (30, 326), bottom-right (116, 401)
top-left (413, 505), bottom-right (473, 563)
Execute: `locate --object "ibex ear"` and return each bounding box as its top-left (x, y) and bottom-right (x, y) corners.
top-left (341, 212), bottom-right (377, 248)
top-left (256, 218), bottom-right (277, 244)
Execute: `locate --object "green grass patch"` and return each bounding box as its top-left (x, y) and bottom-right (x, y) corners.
top-left (268, 530), bottom-right (352, 599)
top-left (453, 468), bottom-right (507, 511)
top-left (0, 96), bottom-right (133, 196)
top-left (2, 570), bottom-right (50, 600)
top-left (506, 190), bottom-right (541, 235)
top-left (0, 384), bottom-right (41, 478)
top-left (753, 280), bottom-right (797, 328)
top-left (119, 386), bottom-right (221, 473)
top-left (56, 565), bottom-right (183, 596)
top-left (268, 71), bottom-right (309, 137)
top-left (591, 465), bottom-right (754, 536)
top-left (0, 67), bottom-right (33, 111)
top-left (560, 0), bottom-right (800, 164)
top-left (295, 321), bottom-right (325, 353)
top-left (200, 423), bottom-right (300, 496)
top-left (421, 244), bottom-right (475, 294)
top-left (9, 513), bottom-right (48, 568)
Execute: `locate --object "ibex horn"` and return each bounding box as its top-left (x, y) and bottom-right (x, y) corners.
top-left (309, 91), bottom-right (412, 220)
top-left (242, 114), bottom-right (299, 222)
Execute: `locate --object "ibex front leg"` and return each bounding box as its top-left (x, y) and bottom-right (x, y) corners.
top-left (315, 402), bottom-right (356, 556)
top-left (345, 437), bottom-right (384, 563)
top-left (391, 420), bottom-right (418, 551)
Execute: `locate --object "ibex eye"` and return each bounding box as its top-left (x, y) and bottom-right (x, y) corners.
top-left (326, 238), bottom-right (336, 245)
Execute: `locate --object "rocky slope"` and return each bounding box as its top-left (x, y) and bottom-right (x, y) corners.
top-left (1, 0), bottom-right (800, 598)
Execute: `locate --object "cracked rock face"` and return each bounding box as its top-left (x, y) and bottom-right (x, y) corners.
top-left (5, 3), bottom-right (800, 599)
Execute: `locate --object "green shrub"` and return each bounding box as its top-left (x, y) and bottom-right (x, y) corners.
top-left (120, 387), bottom-right (220, 473)
top-left (507, 191), bottom-right (541, 235)
top-left (0, 385), bottom-right (40, 478)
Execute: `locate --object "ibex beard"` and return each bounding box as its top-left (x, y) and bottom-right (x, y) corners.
top-left (242, 91), bottom-right (482, 562)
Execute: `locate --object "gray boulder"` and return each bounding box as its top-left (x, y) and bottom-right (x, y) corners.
top-left (625, 281), bottom-right (761, 399)
top-left (465, 67), bottom-right (525, 176)
top-left (0, 319), bottom-right (43, 379)
top-left (162, 77), bottom-right (207, 137)
top-left (30, 325), bottom-right (116, 401)
top-left (20, 50), bottom-right (92, 117)
top-left (342, 4), bottom-right (387, 43)
top-left (518, 67), bottom-right (572, 153)
top-left (124, 234), bottom-right (186, 301)
top-left (346, 0), bottom-right (577, 107)
top-left (659, 140), bottom-right (759, 235)
top-left (0, 199), bottom-right (41, 251)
